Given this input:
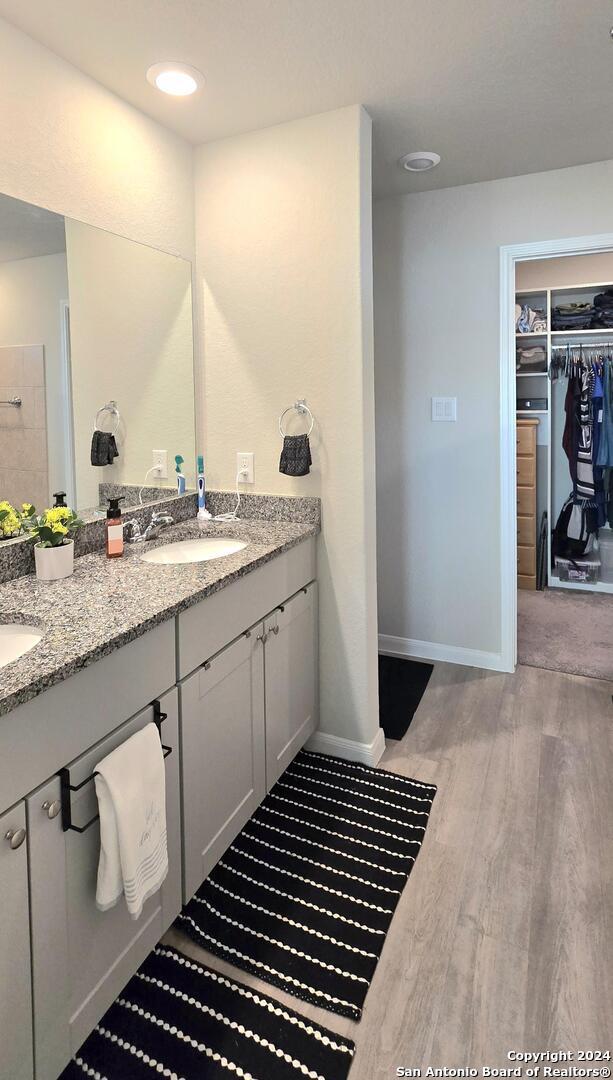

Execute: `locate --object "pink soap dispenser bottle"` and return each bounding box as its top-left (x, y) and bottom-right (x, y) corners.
top-left (105, 497), bottom-right (124, 558)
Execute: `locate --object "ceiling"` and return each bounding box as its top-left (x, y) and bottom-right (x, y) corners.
top-left (0, 194), bottom-right (65, 263)
top-left (1, 1), bottom-right (613, 197)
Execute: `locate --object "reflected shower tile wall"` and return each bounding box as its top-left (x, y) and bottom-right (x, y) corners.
top-left (0, 345), bottom-right (48, 510)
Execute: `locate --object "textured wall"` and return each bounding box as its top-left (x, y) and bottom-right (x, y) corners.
top-left (374, 159), bottom-right (613, 661)
top-left (0, 17), bottom-right (194, 259)
top-left (194, 105), bottom-right (380, 748)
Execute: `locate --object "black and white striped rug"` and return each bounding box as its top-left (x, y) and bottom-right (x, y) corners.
top-left (60, 944), bottom-right (355, 1080)
top-left (178, 749), bottom-right (436, 1020)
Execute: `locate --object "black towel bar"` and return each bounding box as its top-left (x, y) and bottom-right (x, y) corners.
top-left (59, 699), bottom-right (171, 834)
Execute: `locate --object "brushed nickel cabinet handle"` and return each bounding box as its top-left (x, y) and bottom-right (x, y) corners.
top-left (42, 799), bottom-right (61, 820)
top-left (5, 828), bottom-right (26, 850)
top-left (271, 625), bottom-right (280, 635)
top-left (256, 632), bottom-right (267, 644)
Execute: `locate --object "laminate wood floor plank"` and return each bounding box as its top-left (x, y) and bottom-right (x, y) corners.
top-left (165, 660), bottom-right (613, 1074)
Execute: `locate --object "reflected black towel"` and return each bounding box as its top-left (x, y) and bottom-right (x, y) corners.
top-left (90, 430), bottom-right (119, 466)
top-left (279, 433), bottom-right (312, 476)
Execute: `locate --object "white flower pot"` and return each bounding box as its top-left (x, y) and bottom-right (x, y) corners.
top-left (34, 539), bottom-right (74, 581)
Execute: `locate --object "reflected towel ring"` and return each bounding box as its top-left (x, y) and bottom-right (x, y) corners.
top-left (94, 400), bottom-right (121, 436)
top-left (278, 399), bottom-right (314, 438)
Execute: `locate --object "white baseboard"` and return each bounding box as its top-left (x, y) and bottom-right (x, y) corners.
top-left (379, 633), bottom-right (509, 673)
top-left (306, 726), bottom-right (386, 767)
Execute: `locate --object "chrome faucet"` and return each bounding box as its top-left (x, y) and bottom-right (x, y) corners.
top-left (124, 511), bottom-right (174, 544)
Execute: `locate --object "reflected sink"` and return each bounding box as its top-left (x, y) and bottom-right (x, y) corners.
top-left (141, 537), bottom-right (248, 565)
top-left (0, 623), bottom-right (43, 668)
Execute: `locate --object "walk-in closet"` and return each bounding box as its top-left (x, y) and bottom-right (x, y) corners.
top-left (515, 252), bottom-right (613, 679)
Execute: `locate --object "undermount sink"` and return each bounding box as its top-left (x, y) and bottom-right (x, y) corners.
top-left (141, 537), bottom-right (248, 565)
top-left (0, 623), bottom-right (43, 668)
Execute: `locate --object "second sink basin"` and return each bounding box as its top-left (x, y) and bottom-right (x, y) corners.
top-left (141, 537), bottom-right (248, 565)
top-left (0, 623), bottom-right (43, 669)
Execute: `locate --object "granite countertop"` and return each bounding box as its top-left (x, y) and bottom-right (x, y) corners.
top-left (0, 517), bottom-right (318, 717)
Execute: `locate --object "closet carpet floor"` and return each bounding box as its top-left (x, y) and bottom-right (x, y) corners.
top-left (518, 586), bottom-right (613, 679)
top-left (166, 661), bottom-right (613, 1074)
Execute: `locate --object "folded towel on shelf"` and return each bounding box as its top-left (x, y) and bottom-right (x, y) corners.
top-left (279, 433), bottom-right (312, 476)
top-left (95, 723), bottom-right (168, 920)
top-left (90, 429), bottom-right (119, 466)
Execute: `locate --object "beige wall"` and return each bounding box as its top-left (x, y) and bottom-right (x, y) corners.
top-left (0, 17), bottom-right (193, 260)
top-left (195, 105), bottom-right (380, 749)
top-left (0, 253), bottom-right (68, 502)
top-left (516, 251), bottom-right (613, 290)
top-left (374, 158), bottom-right (613, 664)
top-left (66, 220), bottom-right (195, 510)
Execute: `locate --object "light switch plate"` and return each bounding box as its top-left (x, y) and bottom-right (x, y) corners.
top-left (431, 396), bottom-right (457, 422)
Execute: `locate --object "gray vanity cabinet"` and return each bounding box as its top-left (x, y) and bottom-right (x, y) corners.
top-left (180, 631), bottom-right (266, 901)
top-left (263, 582), bottom-right (318, 789)
top-left (25, 688), bottom-right (181, 1080)
top-left (0, 801), bottom-right (33, 1080)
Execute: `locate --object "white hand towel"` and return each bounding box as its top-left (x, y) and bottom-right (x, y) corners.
top-left (94, 722), bottom-right (168, 920)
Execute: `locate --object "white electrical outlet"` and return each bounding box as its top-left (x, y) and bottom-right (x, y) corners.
top-left (152, 449), bottom-right (168, 478)
top-left (236, 452), bottom-right (255, 484)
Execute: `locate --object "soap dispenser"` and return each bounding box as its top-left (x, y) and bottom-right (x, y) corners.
top-left (105, 497), bottom-right (124, 558)
top-left (53, 491), bottom-right (68, 507)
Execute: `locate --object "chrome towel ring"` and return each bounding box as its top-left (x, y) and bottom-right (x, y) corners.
top-left (278, 399), bottom-right (314, 438)
top-left (94, 400), bottom-right (121, 436)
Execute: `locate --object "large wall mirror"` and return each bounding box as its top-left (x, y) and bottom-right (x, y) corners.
top-left (0, 193), bottom-right (196, 522)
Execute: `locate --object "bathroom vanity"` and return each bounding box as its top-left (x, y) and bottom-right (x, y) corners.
top-left (0, 515), bottom-right (318, 1080)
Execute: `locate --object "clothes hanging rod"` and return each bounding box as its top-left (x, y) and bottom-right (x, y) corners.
top-left (551, 342), bottom-right (613, 350)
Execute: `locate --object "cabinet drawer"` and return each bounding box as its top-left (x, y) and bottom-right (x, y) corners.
top-left (177, 537), bottom-right (316, 679)
top-left (517, 544), bottom-right (536, 576)
top-left (516, 455), bottom-right (535, 487)
top-left (517, 515), bottom-right (535, 547)
top-left (516, 424), bottom-right (537, 456)
top-left (0, 619), bottom-right (176, 815)
top-left (518, 573), bottom-right (537, 590)
top-left (517, 485), bottom-right (535, 517)
top-left (27, 688), bottom-right (181, 1080)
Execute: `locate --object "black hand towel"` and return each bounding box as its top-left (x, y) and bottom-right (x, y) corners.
top-left (90, 430), bottom-right (119, 466)
top-left (279, 433), bottom-right (312, 476)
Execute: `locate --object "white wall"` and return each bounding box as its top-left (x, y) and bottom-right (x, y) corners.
top-left (374, 159), bottom-right (613, 664)
top-left (195, 105), bottom-right (381, 750)
top-left (65, 220), bottom-right (195, 510)
top-left (0, 253), bottom-right (68, 500)
top-left (0, 17), bottom-right (193, 260)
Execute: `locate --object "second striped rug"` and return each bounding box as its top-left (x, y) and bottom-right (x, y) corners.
top-left (177, 749), bottom-right (436, 1020)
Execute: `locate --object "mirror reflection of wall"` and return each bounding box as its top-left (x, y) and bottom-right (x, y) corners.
top-left (0, 196), bottom-right (67, 511)
top-left (0, 192), bottom-right (196, 519)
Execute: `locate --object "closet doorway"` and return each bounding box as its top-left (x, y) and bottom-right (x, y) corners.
top-left (500, 237), bottom-right (613, 679)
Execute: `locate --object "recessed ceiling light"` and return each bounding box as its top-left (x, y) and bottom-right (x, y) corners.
top-left (146, 62), bottom-right (203, 97)
top-left (400, 151), bottom-right (441, 172)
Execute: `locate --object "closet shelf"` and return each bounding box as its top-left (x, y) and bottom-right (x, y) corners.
top-left (516, 371), bottom-right (548, 378)
top-left (516, 331), bottom-right (547, 339)
top-left (550, 328), bottom-right (613, 337)
top-left (516, 409), bottom-right (547, 415)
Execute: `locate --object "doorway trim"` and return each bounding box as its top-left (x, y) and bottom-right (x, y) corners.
top-left (499, 231), bottom-right (613, 672)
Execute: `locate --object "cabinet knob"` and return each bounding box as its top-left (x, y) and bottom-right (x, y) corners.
top-left (256, 632), bottom-right (267, 644)
top-left (5, 827), bottom-right (26, 850)
top-left (271, 625), bottom-right (280, 635)
top-left (42, 799), bottom-right (62, 820)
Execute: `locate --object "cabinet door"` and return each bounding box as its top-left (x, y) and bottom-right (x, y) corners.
top-left (180, 630), bottom-right (266, 901)
top-left (264, 582), bottom-right (318, 789)
top-left (0, 801), bottom-right (33, 1080)
top-left (27, 688), bottom-right (181, 1080)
